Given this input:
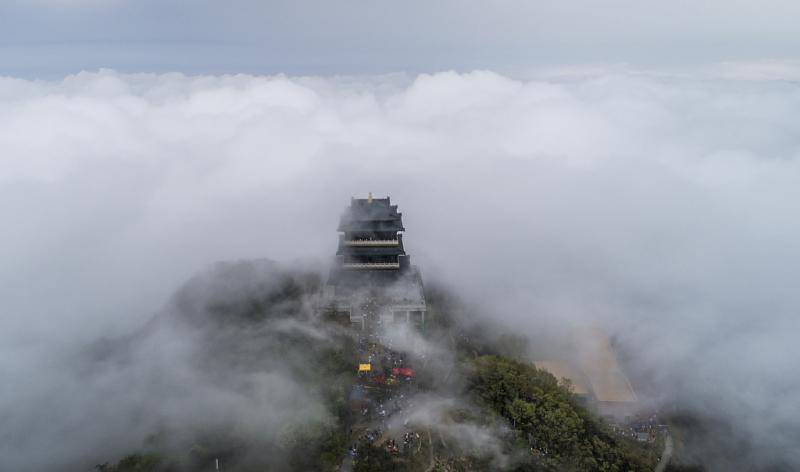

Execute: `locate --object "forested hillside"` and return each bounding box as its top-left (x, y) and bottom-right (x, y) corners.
top-left (94, 262), bottom-right (660, 472)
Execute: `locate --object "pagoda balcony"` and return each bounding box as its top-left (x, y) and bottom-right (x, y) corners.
top-left (342, 262), bottom-right (401, 270)
top-left (343, 239), bottom-right (400, 247)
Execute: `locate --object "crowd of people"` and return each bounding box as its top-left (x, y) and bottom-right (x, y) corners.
top-left (610, 412), bottom-right (669, 443)
top-left (346, 331), bottom-right (423, 464)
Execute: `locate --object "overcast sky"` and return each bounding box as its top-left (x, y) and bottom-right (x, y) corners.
top-left (2, 0), bottom-right (800, 77)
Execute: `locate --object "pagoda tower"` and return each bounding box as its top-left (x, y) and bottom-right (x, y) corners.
top-left (336, 193), bottom-right (409, 272)
top-left (325, 194), bottom-right (426, 330)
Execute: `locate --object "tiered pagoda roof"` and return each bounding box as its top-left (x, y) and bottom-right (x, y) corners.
top-left (337, 197), bottom-right (405, 232)
top-left (329, 195), bottom-right (412, 284)
top-left (324, 194), bottom-right (427, 330)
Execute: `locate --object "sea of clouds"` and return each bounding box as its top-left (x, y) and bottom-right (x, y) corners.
top-left (2, 63), bottom-right (799, 469)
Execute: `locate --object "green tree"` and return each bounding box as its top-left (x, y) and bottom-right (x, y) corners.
top-left (469, 355), bottom-right (655, 471)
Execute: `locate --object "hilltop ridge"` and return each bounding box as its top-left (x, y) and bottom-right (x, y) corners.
top-left (93, 259), bottom-right (664, 472)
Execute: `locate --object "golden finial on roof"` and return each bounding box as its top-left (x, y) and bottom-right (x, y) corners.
top-left (368, 192), bottom-right (373, 203)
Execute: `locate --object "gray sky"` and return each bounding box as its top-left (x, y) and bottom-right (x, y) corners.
top-left (2, 0), bottom-right (800, 77)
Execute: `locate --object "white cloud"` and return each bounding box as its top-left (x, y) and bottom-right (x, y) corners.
top-left (2, 64), bottom-right (800, 468)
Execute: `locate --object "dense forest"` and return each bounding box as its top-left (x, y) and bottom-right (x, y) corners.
top-left (468, 356), bottom-right (656, 471)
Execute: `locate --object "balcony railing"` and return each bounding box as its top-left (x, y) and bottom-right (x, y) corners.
top-left (343, 239), bottom-right (399, 247)
top-left (342, 262), bottom-right (401, 270)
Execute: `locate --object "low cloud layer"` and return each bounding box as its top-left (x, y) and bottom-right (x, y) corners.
top-left (2, 64), bottom-right (800, 469)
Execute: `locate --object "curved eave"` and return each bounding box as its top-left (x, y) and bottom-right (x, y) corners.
top-left (338, 221), bottom-right (405, 232)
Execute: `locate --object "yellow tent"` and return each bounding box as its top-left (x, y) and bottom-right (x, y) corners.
top-left (358, 363), bottom-right (371, 372)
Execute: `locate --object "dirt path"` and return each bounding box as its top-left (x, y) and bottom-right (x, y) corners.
top-left (340, 454), bottom-right (353, 472)
top-left (424, 429), bottom-right (435, 472)
top-left (654, 434), bottom-right (673, 472)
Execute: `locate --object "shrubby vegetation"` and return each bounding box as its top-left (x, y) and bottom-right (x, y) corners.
top-left (94, 261), bottom-right (356, 471)
top-left (468, 355), bottom-right (657, 471)
top-left (95, 269), bottom-right (661, 471)
top-left (421, 284), bottom-right (658, 471)
top-left (95, 453), bottom-right (175, 472)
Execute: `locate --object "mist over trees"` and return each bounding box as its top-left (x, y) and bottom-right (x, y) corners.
top-left (84, 260), bottom-right (668, 471)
